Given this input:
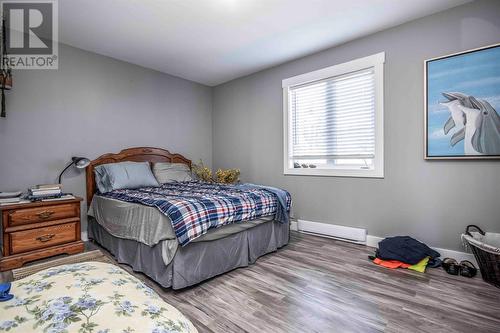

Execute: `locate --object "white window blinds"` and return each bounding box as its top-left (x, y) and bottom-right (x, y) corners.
top-left (289, 68), bottom-right (375, 160)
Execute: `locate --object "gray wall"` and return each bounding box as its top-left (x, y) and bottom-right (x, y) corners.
top-left (0, 43), bottom-right (212, 231)
top-left (213, 0), bottom-right (500, 251)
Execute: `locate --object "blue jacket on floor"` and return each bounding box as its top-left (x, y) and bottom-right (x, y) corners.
top-left (377, 236), bottom-right (440, 265)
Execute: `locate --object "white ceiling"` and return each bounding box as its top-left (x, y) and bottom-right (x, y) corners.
top-left (59, 0), bottom-right (471, 86)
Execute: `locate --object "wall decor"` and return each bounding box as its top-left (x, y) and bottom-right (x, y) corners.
top-left (0, 17), bottom-right (12, 118)
top-left (425, 43), bottom-right (500, 159)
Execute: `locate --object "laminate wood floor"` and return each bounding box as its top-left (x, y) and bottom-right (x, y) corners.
top-left (111, 232), bottom-right (500, 333)
top-left (3, 232), bottom-right (500, 332)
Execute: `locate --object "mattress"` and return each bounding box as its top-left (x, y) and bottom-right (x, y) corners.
top-left (88, 195), bottom-right (275, 265)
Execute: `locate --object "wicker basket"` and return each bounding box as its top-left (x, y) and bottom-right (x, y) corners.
top-left (462, 225), bottom-right (500, 288)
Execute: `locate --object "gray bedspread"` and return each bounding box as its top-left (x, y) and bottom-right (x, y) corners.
top-left (88, 195), bottom-right (175, 246)
top-left (88, 217), bottom-right (289, 289)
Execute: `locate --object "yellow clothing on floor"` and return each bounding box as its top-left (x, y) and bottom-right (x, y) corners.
top-left (408, 257), bottom-right (430, 273)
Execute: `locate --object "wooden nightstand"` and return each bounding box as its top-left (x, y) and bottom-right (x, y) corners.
top-left (0, 197), bottom-right (84, 271)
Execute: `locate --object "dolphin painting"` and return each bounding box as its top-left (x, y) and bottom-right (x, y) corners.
top-left (440, 92), bottom-right (479, 147)
top-left (458, 97), bottom-right (500, 155)
top-left (440, 92), bottom-right (500, 155)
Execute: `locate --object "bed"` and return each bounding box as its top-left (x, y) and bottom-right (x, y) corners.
top-left (0, 261), bottom-right (197, 332)
top-left (85, 147), bottom-right (290, 289)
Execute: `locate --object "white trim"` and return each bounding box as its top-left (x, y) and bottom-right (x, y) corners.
top-left (291, 221), bottom-right (476, 264)
top-left (366, 235), bottom-right (384, 248)
top-left (81, 230), bottom-right (88, 242)
top-left (283, 52), bottom-right (385, 178)
top-left (282, 167), bottom-right (384, 178)
top-left (282, 52), bottom-right (385, 88)
top-left (299, 230), bottom-right (367, 244)
top-left (297, 219), bottom-right (366, 242)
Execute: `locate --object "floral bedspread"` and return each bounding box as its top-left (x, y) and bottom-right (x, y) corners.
top-left (0, 262), bottom-right (197, 333)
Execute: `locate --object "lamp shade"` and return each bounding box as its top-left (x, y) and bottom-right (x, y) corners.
top-left (73, 157), bottom-right (90, 169)
top-left (58, 156), bottom-right (91, 183)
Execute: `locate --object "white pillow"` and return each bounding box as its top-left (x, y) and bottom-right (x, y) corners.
top-left (153, 162), bottom-right (192, 183)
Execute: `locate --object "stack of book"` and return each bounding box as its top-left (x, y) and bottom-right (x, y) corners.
top-left (0, 197), bottom-right (21, 205)
top-left (28, 184), bottom-right (73, 201)
top-left (0, 191), bottom-right (28, 206)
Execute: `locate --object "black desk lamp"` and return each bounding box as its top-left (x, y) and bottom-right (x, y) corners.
top-left (58, 157), bottom-right (90, 183)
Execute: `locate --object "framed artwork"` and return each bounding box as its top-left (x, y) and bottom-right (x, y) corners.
top-left (425, 43), bottom-right (500, 159)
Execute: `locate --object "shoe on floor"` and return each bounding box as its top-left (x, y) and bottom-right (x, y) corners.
top-left (459, 260), bottom-right (477, 278)
top-left (442, 258), bottom-right (460, 275)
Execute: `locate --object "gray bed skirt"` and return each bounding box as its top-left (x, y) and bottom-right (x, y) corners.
top-left (88, 218), bottom-right (289, 289)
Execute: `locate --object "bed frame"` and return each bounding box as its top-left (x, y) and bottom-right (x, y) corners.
top-left (85, 146), bottom-right (289, 289)
top-left (85, 147), bottom-right (191, 207)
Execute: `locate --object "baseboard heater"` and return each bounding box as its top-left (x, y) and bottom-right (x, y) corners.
top-left (297, 219), bottom-right (367, 244)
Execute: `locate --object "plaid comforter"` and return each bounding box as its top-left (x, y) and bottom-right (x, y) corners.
top-left (100, 181), bottom-right (291, 246)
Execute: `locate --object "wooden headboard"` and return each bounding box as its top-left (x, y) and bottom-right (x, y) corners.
top-left (85, 147), bottom-right (192, 207)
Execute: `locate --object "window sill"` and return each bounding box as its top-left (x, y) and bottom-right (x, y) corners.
top-left (283, 168), bottom-right (384, 178)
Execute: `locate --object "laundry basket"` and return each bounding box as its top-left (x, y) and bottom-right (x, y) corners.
top-left (462, 225), bottom-right (500, 288)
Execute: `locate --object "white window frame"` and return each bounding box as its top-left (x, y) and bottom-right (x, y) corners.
top-left (282, 52), bottom-right (385, 178)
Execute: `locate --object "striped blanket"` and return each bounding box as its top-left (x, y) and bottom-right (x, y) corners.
top-left (100, 181), bottom-right (291, 246)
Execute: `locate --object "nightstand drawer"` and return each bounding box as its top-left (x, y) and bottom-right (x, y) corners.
top-left (9, 222), bottom-right (78, 254)
top-left (7, 204), bottom-right (79, 226)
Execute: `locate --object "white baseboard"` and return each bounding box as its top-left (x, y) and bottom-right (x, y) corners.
top-left (81, 231), bottom-right (88, 242)
top-left (292, 222), bottom-right (475, 264)
top-left (297, 219), bottom-right (366, 242)
top-left (437, 248), bottom-right (476, 265)
top-left (366, 235), bottom-right (383, 248)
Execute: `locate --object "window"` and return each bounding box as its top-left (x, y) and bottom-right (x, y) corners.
top-left (283, 53), bottom-right (384, 178)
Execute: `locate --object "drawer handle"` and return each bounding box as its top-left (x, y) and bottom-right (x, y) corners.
top-left (37, 211), bottom-right (55, 219)
top-left (36, 234), bottom-right (55, 242)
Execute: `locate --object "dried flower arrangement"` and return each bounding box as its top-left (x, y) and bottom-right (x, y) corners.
top-left (215, 168), bottom-right (240, 184)
top-left (192, 160), bottom-right (240, 184)
top-left (192, 160), bottom-right (213, 182)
